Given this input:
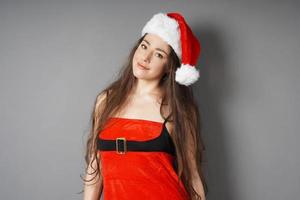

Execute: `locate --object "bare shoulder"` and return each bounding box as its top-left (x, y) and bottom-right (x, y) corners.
top-left (97, 89), bottom-right (111, 102)
top-left (165, 120), bottom-right (174, 137)
top-left (96, 91), bottom-right (107, 103)
top-left (95, 90), bottom-right (110, 111)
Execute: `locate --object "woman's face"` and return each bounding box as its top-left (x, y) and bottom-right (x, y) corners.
top-left (132, 33), bottom-right (171, 82)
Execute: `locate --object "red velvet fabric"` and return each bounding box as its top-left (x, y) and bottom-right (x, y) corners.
top-left (167, 12), bottom-right (201, 66)
top-left (98, 117), bottom-right (189, 200)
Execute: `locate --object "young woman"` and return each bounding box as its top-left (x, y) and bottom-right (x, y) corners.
top-left (82, 12), bottom-right (208, 200)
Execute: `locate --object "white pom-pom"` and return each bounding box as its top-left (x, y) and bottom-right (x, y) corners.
top-left (175, 64), bottom-right (200, 86)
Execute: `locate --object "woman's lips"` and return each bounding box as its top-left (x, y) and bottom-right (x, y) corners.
top-left (137, 62), bottom-right (149, 70)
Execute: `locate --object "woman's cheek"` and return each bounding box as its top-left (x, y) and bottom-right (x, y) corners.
top-left (152, 63), bottom-right (166, 76)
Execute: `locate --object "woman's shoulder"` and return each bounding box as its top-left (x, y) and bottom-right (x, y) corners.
top-left (96, 89), bottom-right (112, 103)
top-left (164, 115), bottom-right (174, 136)
top-left (96, 91), bottom-right (106, 102)
top-left (95, 89), bottom-right (112, 111)
top-left (165, 121), bottom-right (174, 136)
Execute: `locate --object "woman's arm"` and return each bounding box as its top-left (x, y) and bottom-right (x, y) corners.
top-left (189, 155), bottom-right (206, 200)
top-left (83, 92), bottom-right (107, 200)
top-left (186, 131), bottom-right (206, 200)
top-left (169, 120), bottom-right (206, 200)
top-left (83, 154), bottom-right (103, 200)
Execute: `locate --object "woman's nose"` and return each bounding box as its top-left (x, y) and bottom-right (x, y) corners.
top-left (142, 51), bottom-right (152, 62)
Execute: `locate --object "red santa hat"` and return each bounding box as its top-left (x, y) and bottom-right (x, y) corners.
top-left (141, 12), bottom-right (201, 86)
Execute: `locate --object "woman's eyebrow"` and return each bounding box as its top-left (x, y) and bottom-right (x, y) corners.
top-left (143, 39), bottom-right (168, 55)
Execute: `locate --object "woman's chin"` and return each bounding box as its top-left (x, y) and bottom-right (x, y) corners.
top-left (133, 67), bottom-right (149, 77)
top-left (133, 72), bottom-right (148, 79)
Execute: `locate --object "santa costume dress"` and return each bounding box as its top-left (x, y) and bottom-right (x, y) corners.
top-left (97, 117), bottom-right (189, 200)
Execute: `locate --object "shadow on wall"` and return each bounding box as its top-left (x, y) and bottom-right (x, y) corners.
top-left (193, 24), bottom-right (238, 200)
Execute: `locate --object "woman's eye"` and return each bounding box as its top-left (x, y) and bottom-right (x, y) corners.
top-left (141, 44), bottom-right (146, 49)
top-left (156, 53), bottom-right (163, 59)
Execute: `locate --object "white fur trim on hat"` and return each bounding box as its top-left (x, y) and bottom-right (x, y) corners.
top-left (175, 64), bottom-right (200, 86)
top-left (141, 13), bottom-right (182, 60)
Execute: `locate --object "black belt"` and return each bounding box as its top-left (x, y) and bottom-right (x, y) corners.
top-left (97, 133), bottom-right (176, 156)
top-left (97, 137), bottom-right (177, 171)
top-left (97, 137), bottom-right (178, 171)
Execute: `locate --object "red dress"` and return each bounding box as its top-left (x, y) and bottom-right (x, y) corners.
top-left (97, 117), bottom-right (189, 200)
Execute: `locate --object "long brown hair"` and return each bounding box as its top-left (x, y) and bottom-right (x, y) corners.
top-left (81, 33), bottom-right (208, 199)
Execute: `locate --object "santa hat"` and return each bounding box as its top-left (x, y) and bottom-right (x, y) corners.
top-left (141, 12), bottom-right (201, 86)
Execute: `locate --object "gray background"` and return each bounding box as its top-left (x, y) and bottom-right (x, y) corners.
top-left (0, 0), bottom-right (299, 200)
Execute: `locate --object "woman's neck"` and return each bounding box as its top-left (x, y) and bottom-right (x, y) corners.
top-left (132, 79), bottom-right (163, 97)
